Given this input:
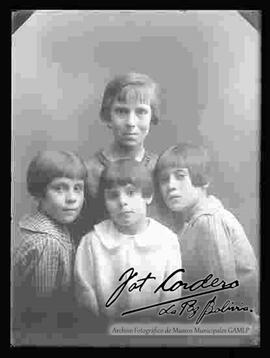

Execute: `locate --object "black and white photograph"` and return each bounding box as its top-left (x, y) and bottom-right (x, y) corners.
top-left (11, 10), bottom-right (260, 347)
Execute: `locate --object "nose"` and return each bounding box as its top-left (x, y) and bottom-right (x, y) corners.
top-left (167, 175), bottom-right (178, 192)
top-left (66, 189), bottom-right (77, 203)
top-left (118, 192), bottom-right (128, 207)
top-left (126, 110), bottom-right (136, 127)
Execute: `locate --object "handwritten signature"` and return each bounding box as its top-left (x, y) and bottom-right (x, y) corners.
top-left (159, 296), bottom-right (252, 324)
top-left (105, 267), bottom-right (248, 322)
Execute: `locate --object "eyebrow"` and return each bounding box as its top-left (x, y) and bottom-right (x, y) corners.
top-left (106, 183), bottom-right (136, 191)
top-left (112, 103), bottom-right (149, 108)
top-left (51, 179), bottom-right (84, 186)
top-left (160, 168), bottom-right (188, 174)
top-left (175, 168), bottom-right (188, 173)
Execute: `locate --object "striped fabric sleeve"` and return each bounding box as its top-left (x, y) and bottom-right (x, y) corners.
top-left (33, 238), bottom-right (62, 296)
top-left (13, 235), bottom-right (63, 297)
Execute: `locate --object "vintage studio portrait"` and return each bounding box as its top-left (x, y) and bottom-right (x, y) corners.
top-left (11, 10), bottom-right (260, 347)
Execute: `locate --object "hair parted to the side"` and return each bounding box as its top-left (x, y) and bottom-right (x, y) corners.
top-left (27, 150), bottom-right (88, 198)
top-left (100, 72), bottom-right (160, 125)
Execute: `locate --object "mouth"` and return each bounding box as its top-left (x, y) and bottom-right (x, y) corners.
top-left (119, 211), bottom-right (134, 216)
top-left (123, 133), bottom-right (138, 137)
top-left (168, 195), bottom-right (182, 201)
top-left (63, 208), bottom-right (78, 213)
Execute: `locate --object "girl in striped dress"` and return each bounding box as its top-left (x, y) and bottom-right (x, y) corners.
top-left (12, 150), bottom-right (87, 339)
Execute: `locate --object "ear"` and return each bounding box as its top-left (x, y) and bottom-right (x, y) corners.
top-left (35, 195), bottom-right (44, 210)
top-left (106, 119), bottom-right (112, 129)
top-left (145, 195), bottom-right (153, 205)
top-left (202, 182), bottom-right (210, 189)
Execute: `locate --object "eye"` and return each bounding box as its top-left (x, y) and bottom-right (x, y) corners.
top-left (74, 184), bottom-right (84, 193)
top-left (106, 189), bottom-right (119, 200)
top-left (159, 175), bottom-right (169, 184)
top-left (114, 107), bottom-right (128, 115)
top-left (53, 185), bottom-right (65, 193)
top-left (175, 172), bottom-right (186, 180)
top-left (136, 108), bottom-right (148, 116)
top-left (126, 188), bottom-right (137, 196)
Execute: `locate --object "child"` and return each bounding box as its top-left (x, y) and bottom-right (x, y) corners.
top-left (154, 142), bottom-right (259, 323)
top-left (74, 159), bottom-right (182, 322)
top-left (78, 72), bottom-right (161, 235)
top-left (12, 150), bottom-right (87, 336)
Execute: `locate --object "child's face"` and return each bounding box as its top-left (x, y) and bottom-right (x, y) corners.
top-left (159, 167), bottom-right (201, 214)
top-left (109, 99), bottom-right (152, 149)
top-left (39, 177), bottom-right (84, 224)
top-left (104, 184), bottom-right (151, 234)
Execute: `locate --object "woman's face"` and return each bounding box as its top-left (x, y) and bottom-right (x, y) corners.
top-left (109, 98), bottom-right (152, 150)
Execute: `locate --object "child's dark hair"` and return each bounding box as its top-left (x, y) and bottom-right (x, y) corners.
top-left (95, 159), bottom-right (153, 222)
top-left (153, 143), bottom-right (211, 224)
top-left (100, 159), bottom-right (154, 198)
top-left (27, 150), bottom-right (87, 198)
top-left (155, 142), bottom-right (211, 187)
top-left (100, 72), bottom-right (160, 125)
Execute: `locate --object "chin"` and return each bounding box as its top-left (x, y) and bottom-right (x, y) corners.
top-left (60, 216), bottom-right (77, 225)
top-left (121, 141), bottom-right (139, 148)
top-left (168, 204), bottom-right (185, 212)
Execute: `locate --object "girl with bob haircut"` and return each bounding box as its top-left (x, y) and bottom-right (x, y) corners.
top-left (154, 142), bottom-right (259, 323)
top-left (80, 72), bottom-right (161, 234)
top-left (27, 150), bottom-right (87, 198)
top-left (74, 159), bottom-right (182, 322)
top-left (12, 150), bottom-right (87, 338)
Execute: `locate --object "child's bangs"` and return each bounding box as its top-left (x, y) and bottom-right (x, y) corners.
top-left (106, 172), bottom-right (141, 191)
top-left (102, 160), bottom-right (153, 198)
top-left (42, 153), bottom-right (86, 181)
top-left (157, 150), bottom-right (187, 173)
top-left (56, 161), bottom-right (86, 180)
top-left (116, 85), bottom-right (153, 105)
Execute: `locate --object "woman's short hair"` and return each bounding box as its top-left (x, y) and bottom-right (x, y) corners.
top-left (100, 72), bottom-right (160, 125)
top-left (27, 150), bottom-right (87, 198)
top-left (155, 142), bottom-right (211, 187)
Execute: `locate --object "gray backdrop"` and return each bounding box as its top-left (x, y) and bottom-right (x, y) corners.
top-left (12, 10), bottom-right (260, 257)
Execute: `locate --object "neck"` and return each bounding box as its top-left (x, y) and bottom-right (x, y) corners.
top-left (37, 205), bottom-right (67, 230)
top-left (183, 190), bottom-right (207, 222)
top-left (109, 142), bottom-right (144, 160)
top-left (115, 217), bottom-right (149, 235)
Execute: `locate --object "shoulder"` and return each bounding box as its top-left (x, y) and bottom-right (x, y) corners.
top-left (143, 151), bottom-right (158, 170)
top-left (13, 232), bottom-right (63, 269)
top-left (148, 218), bottom-right (179, 246)
top-left (16, 236), bottom-right (68, 263)
top-left (25, 231), bottom-right (66, 253)
top-left (14, 231), bottom-right (47, 260)
top-left (76, 221), bottom-right (113, 262)
top-left (190, 204), bottom-right (247, 243)
top-left (85, 150), bottom-right (109, 197)
top-left (78, 230), bottom-right (95, 247)
top-left (77, 220), bottom-right (110, 247)
top-left (85, 150), bottom-right (108, 173)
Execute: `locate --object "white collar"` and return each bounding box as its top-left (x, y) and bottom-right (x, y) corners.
top-left (93, 218), bottom-right (164, 250)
